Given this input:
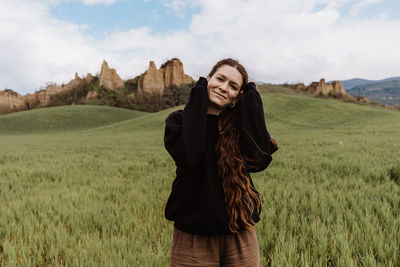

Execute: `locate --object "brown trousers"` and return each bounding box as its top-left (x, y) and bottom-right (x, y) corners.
top-left (170, 227), bottom-right (260, 267)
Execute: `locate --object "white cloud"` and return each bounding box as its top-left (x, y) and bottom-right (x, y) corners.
top-left (1, 0), bottom-right (400, 94)
top-left (169, 0), bottom-right (400, 83)
top-left (0, 0), bottom-right (109, 93)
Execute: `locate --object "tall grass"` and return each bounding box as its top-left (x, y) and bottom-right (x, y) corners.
top-left (0, 96), bottom-right (399, 266)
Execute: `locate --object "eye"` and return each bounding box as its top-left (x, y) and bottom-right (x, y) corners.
top-left (230, 84), bottom-right (238, 91)
top-left (217, 76), bottom-right (224, 81)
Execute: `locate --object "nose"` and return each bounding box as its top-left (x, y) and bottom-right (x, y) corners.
top-left (219, 82), bottom-right (228, 92)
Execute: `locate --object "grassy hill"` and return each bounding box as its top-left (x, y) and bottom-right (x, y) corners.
top-left (0, 105), bottom-right (147, 135)
top-left (0, 90), bottom-right (399, 266)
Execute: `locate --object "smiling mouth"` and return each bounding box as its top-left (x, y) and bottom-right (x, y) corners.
top-left (214, 91), bottom-right (226, 99)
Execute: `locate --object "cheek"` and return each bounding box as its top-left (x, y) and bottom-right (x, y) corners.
top-left (207, 84), bottom-right (217, 94)
top-left (228, 90), bottom-right (239, 100)
top-left (207, 86), bottom-right (218, 102)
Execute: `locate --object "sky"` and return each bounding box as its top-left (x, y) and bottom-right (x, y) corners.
top-left (1, 0), bottom-right (400, 95)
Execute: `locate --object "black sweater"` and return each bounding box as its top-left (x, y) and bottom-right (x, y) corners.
top-left (164, 77), bottom-right (277, 235)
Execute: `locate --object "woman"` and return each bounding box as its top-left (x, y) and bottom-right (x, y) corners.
top-left (164, 58), bottom-right (278, 266)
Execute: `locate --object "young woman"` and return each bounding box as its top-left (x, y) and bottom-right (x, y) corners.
top-left (164, 58), bottom-right (278, 266)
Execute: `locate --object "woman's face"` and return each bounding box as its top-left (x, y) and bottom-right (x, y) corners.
top-left (207, 65), bottom-right (243, 110)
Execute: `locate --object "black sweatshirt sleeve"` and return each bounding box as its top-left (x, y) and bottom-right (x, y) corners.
top-left (236, 82), bottom-right (278, 172)
top-left (164, 77), bottom-right (209, 167)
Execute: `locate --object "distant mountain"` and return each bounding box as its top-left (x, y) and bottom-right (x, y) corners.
top-left (346, 78), bottom-right (400, 105)
top-left (256, 81), bottom-right (267, 85)
top-left (340, 78), bottom-right (375, 90)
top-left (337, 77), bottom-right (400, 90)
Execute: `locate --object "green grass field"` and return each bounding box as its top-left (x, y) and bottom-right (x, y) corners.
top-left (0, 92), bottom-right (399, 266)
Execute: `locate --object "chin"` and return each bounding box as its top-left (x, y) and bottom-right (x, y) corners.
top-left (209, 97), bottom-right (228, 110)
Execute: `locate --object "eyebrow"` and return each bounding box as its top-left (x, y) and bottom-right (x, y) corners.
top-left (217, 74), bottom-right (240, 88)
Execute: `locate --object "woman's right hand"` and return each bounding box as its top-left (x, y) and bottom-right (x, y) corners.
top-left (270, 136), bottom-right (277, 147)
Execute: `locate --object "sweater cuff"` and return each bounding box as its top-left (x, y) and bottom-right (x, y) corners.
top-left (196, 77), bottom-right (208, 87)
top-left (242, 82), bottom-right (257, 93)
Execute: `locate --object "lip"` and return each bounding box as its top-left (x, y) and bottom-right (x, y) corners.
top-left (214, 91), bottom-right (226, 99)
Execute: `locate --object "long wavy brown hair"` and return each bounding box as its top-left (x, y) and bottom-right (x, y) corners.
top-left (208, 58), bottom-right (261, 233)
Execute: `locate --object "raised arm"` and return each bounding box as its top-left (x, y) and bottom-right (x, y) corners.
top-left (164, 77), bottom-right (209, 167)
top-left (236, 82), bottom-right (278, 172)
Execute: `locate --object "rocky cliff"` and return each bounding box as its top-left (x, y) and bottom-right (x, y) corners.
top-left (1, 58), bottom-right (194, 115)
top-left (162, 58), bottom-right (194, 87)
top-left (0, 90), bottom-right (27, 115)
top-left (36, 73), bottom-right (93, 106)
top-left (279, 79), bottom-right (386, 106)
top-left (137, 58), bottom-right (194, 94)
top-left (283, 79), bottom-right (347, 97)
top-left (99, 60), bottom-right (124, 91)
top-left (138, 61), bottom-right (165, 94)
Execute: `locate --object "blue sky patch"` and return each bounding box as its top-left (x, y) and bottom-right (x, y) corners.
top-left (50, 1), bottom-right (199, 37)
top-left (339, 0), bottom-right (400, 20)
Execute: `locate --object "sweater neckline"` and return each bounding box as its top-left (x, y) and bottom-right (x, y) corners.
top-left (207, 113), bottom-right (219, 118)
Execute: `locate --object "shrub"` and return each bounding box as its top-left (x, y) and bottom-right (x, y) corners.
top-left (88, 86), bottom-right (135, 109)
top-left (162, 83), bottom-right (192, 109)
top-left (49, 78), bottom-right (97, 106)
top-left (125, 77), bottom-right (139, 94)
top-left (133, 91), bottom-right (164, 112)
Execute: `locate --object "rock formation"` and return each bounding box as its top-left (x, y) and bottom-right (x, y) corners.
top-left (283, 79), bottom-right (348, 97)
top-left (138, 61), bottom-right (165, 94)
top-left (84, 73), bottom-right (95, 84)
top-left (36, 73), bottom-right (86, 106)
top-left (331, 81), bottom-right (346, 96)
top-left (307, 79), bottom-right (334, 95)
top-left (355, 96), bottom-right (370, 104)
top-left (138, 58), bottom-right (194, 94)
top-left (162, 58), bottom-right (194, 87)
top-left (0, 68), bottom-right (99, 115)
top-left (99, 60), bottom-right (124, 91)
top-left (392, 103), bottom-right (400, 110)
top-left (0, 90), bottom-right (27, 115)
top-left (86, 90), bottom-right (99, 100)
top-left (36, 84), bottom-right (63, 107)
top-left (22, 93), bottom-right (40, 110)
top-left (0, 73), bottom-right (88, 115)
top-left (0, 58), bottom-right (195, 116)
top-left (290, 83), bottom-right (306, 91)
